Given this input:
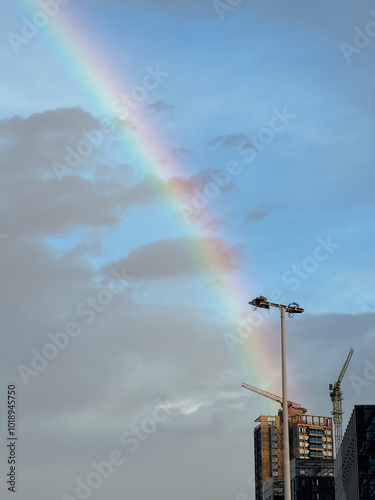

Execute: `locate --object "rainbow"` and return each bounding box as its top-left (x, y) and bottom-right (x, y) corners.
top-left (15, 0), bottom-right (283, 394)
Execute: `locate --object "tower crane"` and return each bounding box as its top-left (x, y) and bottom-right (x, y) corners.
top-left (241, 382), bottom-right (307, 413)
top-left (329, 347), bottom-right (354, 454)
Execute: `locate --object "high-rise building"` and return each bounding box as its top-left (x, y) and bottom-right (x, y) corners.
top-left (254, 414), bottom-right (284, 500)
top-left (335, 405), bottom-right (375, 500)
top-left (254, 410), bottom-right (335, 500)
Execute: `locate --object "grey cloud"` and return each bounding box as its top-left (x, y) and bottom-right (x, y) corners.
top-left (0, 108), bottom-right (237, 239)
top-left (95, 162), bottom-right (134, 181)
top-left (0, 109), bottom-right (161, 236)
top-left (159, 147), bottom-right (193, 166)
top-left (3, 303), bottom-right (374, 499)
top-left (165, 167), bottom-right (235, 199)
top-left (6, 177), bottom-right (124, 235)
top-left (3, 173), bottom-right (163, 236)
top-left (246, 207), bottom-right (270, 223)
top-left (0, 107), bottom-right (136, 181)
top-left (0, 107), bottom-right (96, 138)
top-left (144, 100), bottom-right (175, 114)
top-left (210, 132), bottom-right (251, 149)
top-left (0, 107), bottom-right (98, 180)
top-left (100, 236), bottom-right (240, 280)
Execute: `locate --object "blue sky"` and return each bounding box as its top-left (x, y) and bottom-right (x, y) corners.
top-left (1, 1), bottom-right (375, 499)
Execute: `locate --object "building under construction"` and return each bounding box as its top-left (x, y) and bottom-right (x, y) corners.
top-left (254, 409), bottom-right (335, 500)
top-left (254, 413), bottom-right (284, 499)
top-left (289, 413), bottom-right (334, 461)
top-left (243, 346), bottom-right (355, 500)
top-left (243, 383), bottom-right (335, 500)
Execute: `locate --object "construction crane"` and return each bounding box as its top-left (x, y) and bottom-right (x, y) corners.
top-left (241, 382), bottom-right (307, 413)
top-left (329, 347), bottom-right (354, 454)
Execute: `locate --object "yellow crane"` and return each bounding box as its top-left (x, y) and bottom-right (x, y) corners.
top-left (329, 347), bottom-right (354, 454)
top-left (241, 382), bottom-right (307, 413)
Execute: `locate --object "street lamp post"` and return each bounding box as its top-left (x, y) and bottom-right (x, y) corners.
top-left (249, 296), bottom-right (304, 500)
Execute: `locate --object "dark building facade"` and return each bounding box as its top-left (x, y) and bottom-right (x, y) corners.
top-left (291, 458), bottom-right (335, 500)
top-left (335, 405), bottom-right (375, 500)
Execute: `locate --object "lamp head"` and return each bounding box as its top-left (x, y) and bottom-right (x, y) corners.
top-left (249, 296), bottom-right (270, 309)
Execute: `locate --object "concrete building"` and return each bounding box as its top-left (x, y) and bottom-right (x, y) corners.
top-left (335, 405), bottom-right (375, 500)
top-left (254, 410), bottom-right (335, 500)
top-left (289, 413), bottom-right (334, 461)
top-left (254, 414), bottom-right (284, 500)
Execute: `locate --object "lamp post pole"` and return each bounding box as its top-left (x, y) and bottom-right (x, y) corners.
top-left (280, 305), bottom-right (291, 500)
top-left (249, 296), bottom-right (304, 500)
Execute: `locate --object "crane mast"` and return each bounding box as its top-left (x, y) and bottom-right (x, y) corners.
top-left (329, 347), bottom-right (354, 454)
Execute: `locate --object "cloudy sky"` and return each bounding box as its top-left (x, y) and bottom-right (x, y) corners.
top-left (1, 1), bottom-right (375, 499)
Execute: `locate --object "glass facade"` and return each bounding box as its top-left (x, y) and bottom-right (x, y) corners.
top-left (356, 406), bottom-right (375, 499)
top-left (335, 405), bottom-right (375, 500)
